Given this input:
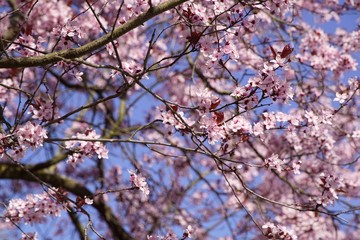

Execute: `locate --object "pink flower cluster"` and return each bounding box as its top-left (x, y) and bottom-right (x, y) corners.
top-left (249, 63), bottom-right (294, 103)
top-left (263, 153), bottom-right (301, 174)
top-left (29, 97), bottom-right (59, 122)
top-left (311, 173), bottom-right (346, 206)
top-left (227, 115), bottom-right (253, 134)
top-left (65, 128), bottom-right (108, 166)
top-left (0, 78), bottom-right (17, 103)
top-left (230, 88), bottom-right (259, 110)
top-left (15, 122), bottom-right (48, 150)
top-left (262, 222), bottom-right (297, 240)
top-left (196, 88), bottom-right (221, 112)
top-left (264, 0), bottom-right (294, 17)
top-left (264, 154), bottom-right (286, 172)
top-left (5, 192), bottom-right (61, 225)
top-left (3, 122), bottom-right (47, 161)
top-left (51, 21), bottom-right (84, 49)
top-left (8, 34), bottom-right (45, 57)
top-left (206, 113), bottom-right (252, 145)
top-left (246, 44), bottom-right (295, 103)
top-left (128, 169), bottom-right (150, 196)
top-left (159, 106), bottom-right (194, 131)
top-left (158, 87), bottom-right (257, 145)
top-left (147, 225), bottom-right (193, 240)
top-left (298, 29), bottom-right (357, 76)
top-left (147, 232), bottom-right (176, 240)
top-left (199, 114), bottom-right (227, 145)
top-left (334, 76), bottom-right (360, 104)
top-left (125, 0), bottom-right (149, 18)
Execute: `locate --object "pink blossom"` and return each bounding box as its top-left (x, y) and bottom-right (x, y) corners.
top-left (264, 154), bottom-right (285, 172)
top-left (199, 36), bottom-right (215, 57)
top-left (84, 196), bottom-right (93, 205)
top-left (335, 28), bottom-right (360, 52)
top-left (275, 112), bottom-right (289, 122)
top-left (72, 70), bottom-right (84, 81)
top-left (196, 88), bottom-right (220, 112)
top-left (29, 97), bottom-right (59, 121)
top-left (183, 225), bottom-right (194, 239)
top-left (240, 16), bottom-right (257, 33)
top-left (292, 161), bottom-right (302, 175)
top-left (106, 40), bottom-right (119, 57)
top-left (65, 128), bottom-right (108, 166)
top-left (223, 39), bottom-right (240, 60)
top-left (304, 111), bottom-right (319, 126)
top-left (8, 34), bottom-right (45, 57)
top-left (352, 129), bottom-right (360, 138)
top-left (6, 147), bottom-right (26, 162)
top-left (125, 0), bottom-right (149, 16)
top-left (264, 0), bottom-right (294, 17)
top-left (16, 122), bottom-right (47, 149)
top-left (231, 86), bottom-right (247, 98)
top-left (226, 115), bottom-right (253, 134)
top-left (123, 60), bottom-right (142, 74)
top-left (163, 230), bottom-right (177, 240)
top-left (311, 173), bottom-right (346, 206)
top-left (200, 115), bottom-right (226, 145)
top-left (67, 152), bottom-right (85, 165)
top-left (249, 66), bottom-right (293, 103)
top-left (207, 49), bottom-right (223, 66)
top-left (0, 78), bottom-right (17, 103)
top-left (253, 122), bottom-right (265, 137)
top-left (262, 112), bottom-right (277, 130)
top-left (160, 109), bottom-right (194, 130)
top-left (93, 141), bottom-right (109, 159)
top-left (288, 113), bottom-right (302, 126)
top-left (5, 192), bottom-right (61, 225)
top-left (51, 20), bottom-right (84, 49)
top-left (60, 21), bottom-right (82, 39)
top-left (128, 170), bottom-right (150, 196)
top-left (334, 91), bottom-right (348, 104)
top-left (20, 232), bottom-right (38, 240)
top-left (262, 222), bottom-right (297, 240)
top-left (242, 94), bottom-right (259, 110)
top-left (181, 3), bottom-right (206, 24)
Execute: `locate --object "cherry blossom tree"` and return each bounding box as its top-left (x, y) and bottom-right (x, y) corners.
top-left (0, 0), bottom-right (359, 239)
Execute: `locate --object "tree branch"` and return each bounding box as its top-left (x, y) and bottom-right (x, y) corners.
top-left (0, 0), bottom-right (189, 68)
top-left (0, 162), bottom-right (135, 240)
